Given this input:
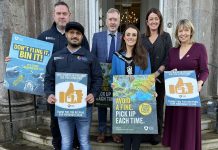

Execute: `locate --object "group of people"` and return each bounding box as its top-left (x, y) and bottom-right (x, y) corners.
top-left (91, 6), bottom-right (208, 150)
top-left (6, 1), bottom-right (209, 150)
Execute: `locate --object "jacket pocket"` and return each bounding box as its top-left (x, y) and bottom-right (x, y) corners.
top-left (55, 59), bottom-right (68, 72)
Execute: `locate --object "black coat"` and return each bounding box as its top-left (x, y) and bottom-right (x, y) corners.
top-left (141, 32), bottom-right (172, 82)
top-left (37, 22), bottom-right (90, 53)
top-left (44, 47), bottom-right (103, 106)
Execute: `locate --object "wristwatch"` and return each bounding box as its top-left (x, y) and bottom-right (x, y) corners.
top-left (157, 69), bottom-right (162, 74)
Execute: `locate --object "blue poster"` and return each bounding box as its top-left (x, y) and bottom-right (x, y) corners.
top-left (164, 70), bottom-right (201, 107)
top-left (4, 33), bottom-right (53, 95)
top-left (112, 74), bottom-right (158, 134)
top-left (55, 72), bottom-right (87, 117)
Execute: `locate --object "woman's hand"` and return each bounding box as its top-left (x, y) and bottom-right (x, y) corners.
top-left (197, 80), bottom-right (203, 92)
top-left (154, 92), bottom-right (158, 98)
top-left (171, 68), bottom-right (177, 71)
top-left (154, 71), bottom-right (160, 78)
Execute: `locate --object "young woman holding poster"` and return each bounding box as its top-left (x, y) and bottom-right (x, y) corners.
top-left (111, 24), bottom-right (151, 150)
top-left (162, 19), bottom-right (209, 150)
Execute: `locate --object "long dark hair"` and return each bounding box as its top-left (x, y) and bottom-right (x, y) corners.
top-left (145, 8), bottom-right (163, 36)
top-left (118, 24), bottom-right (148, 70)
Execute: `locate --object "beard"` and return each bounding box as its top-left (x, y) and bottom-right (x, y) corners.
top-left (68, 38), bottom-right (82, 48)
top-left (69, 43), bottom-right (80, 48)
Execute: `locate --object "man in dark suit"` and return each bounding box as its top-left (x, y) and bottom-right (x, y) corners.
top-left (91, 8), bottom-right (122, 143)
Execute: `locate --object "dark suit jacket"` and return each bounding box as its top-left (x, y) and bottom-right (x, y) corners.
top-left (91, 31), bottom-right (122, 63)
top-left (141, 32), bottom-right (172, 82)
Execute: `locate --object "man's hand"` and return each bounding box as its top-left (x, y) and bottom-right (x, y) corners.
top-left (111, 83), bottom-right (115, 89)
top-left (5, 56), bottom-right (11, 62)
top-left (86, 93), bottom-right (94, 104)
top-left (47, 94), bottom-right (56, 104)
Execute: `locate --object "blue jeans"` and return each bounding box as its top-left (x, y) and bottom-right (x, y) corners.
top-left (58, 107), bottom-right (92, 150)
top-left (98, 107), bottom-right (112, 133)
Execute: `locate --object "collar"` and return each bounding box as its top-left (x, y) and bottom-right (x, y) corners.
top-left (67, 46), bottom-right (81, 54)
top-left (51, 22), bottom-right (65, 35)
top-left (63, 47), bottom-right (86, 56)
top-left (107, 30), bottom-right (118, 37)
top-left (56, 26), bottom-right (65, 35)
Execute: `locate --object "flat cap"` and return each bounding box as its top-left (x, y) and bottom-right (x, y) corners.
top-left (65, 21), bottom-right (84, 34)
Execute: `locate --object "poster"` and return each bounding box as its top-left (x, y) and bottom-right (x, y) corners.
top-left (112, 74), bottom-right (158, 134)
top-left (55, 72), bottom-right (87, 117)
top-left (94, 63), bottom-right (112, 107)
top-left (164, 70), bottom-right (201, 107)
top-left (4, 33), bottom-right (53, 95)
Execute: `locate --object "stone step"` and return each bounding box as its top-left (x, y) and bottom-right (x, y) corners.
top-left (40, 118), bottom-right (112, 137)
top-left (41, 111), bottom-right (216, 134)
top-left (202, 132), bottom-right (218, 150)
top-left (20, 127), bottom-right (52, 146)
top-left (20, 127), bottom-right (169, 150)
top-left (20, 126), bottom-right (218, 150)
top-left (41, 115), bottom-right (111, 136)
top-left (201, 129), bottom-right (216, 134)
top-left (0, 139), bottom-right (52, 150)
top-left (201, 114), bottom-right (216, 131)
top-left (41, 107), bottom-right (112, 136)
top-left (90, 136), bottom-right (169, 150)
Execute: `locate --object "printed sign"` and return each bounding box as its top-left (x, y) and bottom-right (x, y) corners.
top-left (4, 33), bottom-right (53, 95)
top-left (112, 74), bottom-right (158, 134)
top-left (94, 63), bottom-right (112, 107)
top-left (55, 72), bottom-right (87, 117)
top-left (164, 70), bottom-right (200, 107)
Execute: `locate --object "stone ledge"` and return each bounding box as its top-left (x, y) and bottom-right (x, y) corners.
top-left (20, 127), bottom-right (52, 146)
top-left (0, 139), bottom-right (52, 150)
top-left (20, 127), bottom-right (218, 150)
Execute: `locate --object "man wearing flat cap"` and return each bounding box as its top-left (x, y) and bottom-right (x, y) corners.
top-left (44, 21), bottom-right (103, 150)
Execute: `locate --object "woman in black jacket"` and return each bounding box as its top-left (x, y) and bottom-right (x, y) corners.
top-left (141, 8), bottom-right (172, 145)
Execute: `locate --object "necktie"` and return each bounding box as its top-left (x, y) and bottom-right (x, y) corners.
top-left (107, 34), bottom-right (115, 63)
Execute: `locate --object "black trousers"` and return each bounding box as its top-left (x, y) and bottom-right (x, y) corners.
top-left (123, 134), bottom-right (142, 150)
top-left (49, 104), bottom-right (79, 149)
top-left (144, 81), bottom-right (165, 142)
top-left (155, 81), bottom-right (165, 135)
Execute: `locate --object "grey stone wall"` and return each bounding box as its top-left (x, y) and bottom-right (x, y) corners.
top-left (0, 0), bottom-right (40, 115)
top-left (0, 0), bottom-right (36, 141)
top-left (208, 0), bottom-right (218, 96)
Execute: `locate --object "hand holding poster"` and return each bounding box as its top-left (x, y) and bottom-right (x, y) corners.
top-left (112, 74), bottom-right (158, 134)
top-left (94, 63), bottom-right (112, 107)
top-left (164, 70), bottom-right (201, 107)
top-left (4, 33), bottom-right (53, 95)
top-left (55, 72), bottom-right (87, 117)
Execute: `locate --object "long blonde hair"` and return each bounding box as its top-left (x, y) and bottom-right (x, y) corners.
top-left (175, 19), bottom-right (195, 48)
